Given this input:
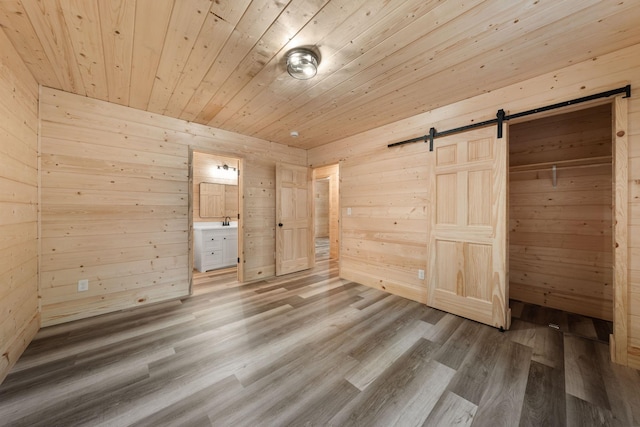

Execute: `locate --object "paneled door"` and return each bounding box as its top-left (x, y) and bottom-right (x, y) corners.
top-left (276, 163), bottom-right (314, 276)
top-left (428, 125), bottom-right (510, 329)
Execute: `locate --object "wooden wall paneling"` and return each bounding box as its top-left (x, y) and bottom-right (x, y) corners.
top-left (508, 106), bottom-right (612, 167)
top-left (40, 137), bottom-right (186, 169)
top-left (0, 29), bottom-right (39, 383)
top-left (145, 0), bottom-right (212, 114)
top-left (339, 144), bottom-right (428, 303)
top-left (39, 87), bottom-right (305, 325)
top-left (40, 242), bottom-right (188, 273)
top-left (40, 264), bottom-right (188, 305)
top-left (42, 88), bottom-right (305, 165)
top-left (199, 0), bottom-right (318, 126)
top-left (40, 121), bottom-right (187, 158)
top-left (161, 5), bottom-right (236, 118)
top-left (261, 1), bottom-right (603, 146)
top-left (18, 0), bottom-right (85, 94)
top-left (42, 170), bottom-right (187, 194)
top-left (180, 0), bottom-right (289, 122)
top-left (253, 0), bottom-right (494, 142)
top-left (308, 43), bottom-right (640, 368)
top-left (40, 253), bottom-right (188, 290)
top-left (288, 2), bottom-right (640, 146)
top-left (0, 1), bottom-right (60, 89)
top-left (230, 0), bottom-right (453, 137)
top-left (310, 40), bottom-right (640, 165)
top-left (58, 0), bottom-right (109, 100)
top-left (98, 0), bottom-right (135, 106)
top-left (0, 2), bottom-right (639, 149)
top-left (128, 0), bottom-right (173, 110)
top-left (208, 0), bottom-right (379, 130)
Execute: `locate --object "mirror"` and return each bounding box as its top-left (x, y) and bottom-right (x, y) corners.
top-left (200, 183), bottom-right (225, 217)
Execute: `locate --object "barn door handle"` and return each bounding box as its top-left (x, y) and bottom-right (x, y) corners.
top-left (278, 223), bottom-right (283, 227)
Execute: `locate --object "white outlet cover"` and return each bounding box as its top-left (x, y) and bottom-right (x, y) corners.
top-left (418, 269), bottom-right (425, 280)
top-left (78, 279), bottom-right (89, 292)
top-left (347, 207), bottom-right (352, 216)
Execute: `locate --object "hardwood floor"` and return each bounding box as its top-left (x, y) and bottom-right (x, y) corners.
top-left (1, 254), bottom-right (639, 426)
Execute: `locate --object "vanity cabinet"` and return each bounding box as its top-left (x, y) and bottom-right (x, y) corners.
top-left (194, 227), bottom-right (237, 272)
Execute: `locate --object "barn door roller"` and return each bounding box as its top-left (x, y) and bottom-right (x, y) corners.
top-left (388, 84), bottom-right (631, 151)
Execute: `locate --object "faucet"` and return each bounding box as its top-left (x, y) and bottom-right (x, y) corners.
top-left (223, 216), bottom-right (231, 226)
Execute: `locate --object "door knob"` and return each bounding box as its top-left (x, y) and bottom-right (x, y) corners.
top-left (278, 223), bottom-right (283, 227)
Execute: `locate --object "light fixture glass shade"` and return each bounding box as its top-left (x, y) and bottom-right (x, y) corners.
top-left (286, 48), bottom-right (318, 80)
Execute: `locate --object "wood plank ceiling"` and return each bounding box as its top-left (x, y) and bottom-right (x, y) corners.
top-left (1, 0), bottom-right (639, 150)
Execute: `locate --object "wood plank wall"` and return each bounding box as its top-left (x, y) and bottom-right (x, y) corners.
top-left (314, 179), bottom-right (329, 238)
top-left (338, 146), bottom-right (429, 302)
top-left (509, 105), bottom-right (613, 321)
top-left (313, 164), bottom-right (340, 260)
top-left (308, 42), bottom-right (640, 368)
top-left (0, 30), bottom-right (39, 383)
top-left (192, 152), bottom-right (239, 223)
top-left (39, 87), bottom-right (305, 326)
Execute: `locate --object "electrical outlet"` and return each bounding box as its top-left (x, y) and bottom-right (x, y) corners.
top-left (347, 207), bottom-right (352, 216)
top-left (78, 279), bottom-right (89, 292)
top-left (418, 269), bottom-right (425, 280)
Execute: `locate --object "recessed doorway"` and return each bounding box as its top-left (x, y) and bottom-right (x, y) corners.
top-left (313, 164), bottom-right (340, 262)
top-left (190, 150), bottom-right (243, 294)
top-left (508, 103), bottom-right (613, 322)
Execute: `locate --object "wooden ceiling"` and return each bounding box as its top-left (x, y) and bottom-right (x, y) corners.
top-left (1, 1), bottom-right (640, 150)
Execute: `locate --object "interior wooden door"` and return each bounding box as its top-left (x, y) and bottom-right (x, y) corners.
top-left (276, 162), bottom-right (314, 276)
top-left (428, 125), bottom-right (510, 329)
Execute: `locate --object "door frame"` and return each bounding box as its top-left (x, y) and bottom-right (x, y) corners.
top-left (188, 148), bottom-right (244, 291)
top-left (312, 163), bottom-right (340, 261)
top-left (506, 95), bottom-right (629, 365)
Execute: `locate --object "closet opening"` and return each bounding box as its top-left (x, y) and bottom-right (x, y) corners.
top-left (508, 103), bottom-right (615, 339)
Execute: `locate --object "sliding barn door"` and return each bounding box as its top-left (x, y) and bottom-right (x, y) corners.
top-left (276, 162), bottom-right (314, 276)
top-left (428, 125), bottom-right (510, 329)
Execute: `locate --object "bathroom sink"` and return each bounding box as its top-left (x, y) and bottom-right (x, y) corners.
top-left (193, 221), bottom-right (238, 230)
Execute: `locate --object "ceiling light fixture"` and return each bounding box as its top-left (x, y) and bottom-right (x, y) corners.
top-left (286, 48), bottom-right (319, 80)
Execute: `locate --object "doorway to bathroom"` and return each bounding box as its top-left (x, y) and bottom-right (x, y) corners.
top-left (190, 150), bottom-right (243, 294)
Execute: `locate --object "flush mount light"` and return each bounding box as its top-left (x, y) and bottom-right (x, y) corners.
top-left (286, 48), bottom-right (319, 80)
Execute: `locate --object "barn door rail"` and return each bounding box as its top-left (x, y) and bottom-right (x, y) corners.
top-left (388, 84), bottom-right (631, 150)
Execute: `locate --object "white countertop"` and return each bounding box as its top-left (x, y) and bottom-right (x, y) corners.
top-left (193, 221), bottom-right (238, 230)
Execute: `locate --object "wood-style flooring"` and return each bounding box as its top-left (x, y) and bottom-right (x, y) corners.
top-left (1, 247), bottom-right (639, 426)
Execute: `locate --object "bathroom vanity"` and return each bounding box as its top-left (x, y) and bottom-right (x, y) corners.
top-left (193, 222), bottom-right (238, 272)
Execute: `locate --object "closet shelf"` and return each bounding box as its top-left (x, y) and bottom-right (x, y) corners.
top-left (509, 156), bottom-right (612, 172)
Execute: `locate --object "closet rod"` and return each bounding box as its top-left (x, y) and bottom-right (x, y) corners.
top-left (509, 158), bottom-right (612, 173)
top-left (388, 85), bottom-right (631, 149)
